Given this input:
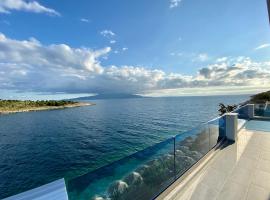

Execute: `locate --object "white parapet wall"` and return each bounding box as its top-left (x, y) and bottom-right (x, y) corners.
top-left (3, 178), bottom-right (68, 200)
top-left (225, 113), bottom-right (238, 142)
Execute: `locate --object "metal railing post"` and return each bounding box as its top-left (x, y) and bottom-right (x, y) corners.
top-left (174, 137), bottom-right (176, 180)
top-left (267, 0), bottom-right (270, 25)
top-left (208, 124), bottom-right (211, 151)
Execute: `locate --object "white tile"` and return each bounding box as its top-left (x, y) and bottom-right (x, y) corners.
top-left (257, 159), bottom-right (270, 173)
top-left (253, 170), bottom-right (270, 190)
top-left (248, 136), bottom-right (261, 145)
top-left (236, 157), bottom-right (258, 170)
top-left (241, 148), bottom-right (260, 161)
top-left (200, 168), bottom-right (228, 191)
top-left (261, 146), bottom-right (270, 153)
top-left (229, 167), bottom-right (254, 186)
top-left (259, 134), bottom-right (270, 141)
top-left (260, 151), bottom-right (270, 161)
top-left (246, 184), bottom-right (270, 200)
top-left (217, 181), bottom-right (248, 200)
top-left (188, 184), bottom-right (219, 200)
top-left (210, 154), bottom-right (236, 174)
top-left (260, 143), bottom-right (270, 152)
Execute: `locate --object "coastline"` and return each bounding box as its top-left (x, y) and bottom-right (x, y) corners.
top-left (0, 102), bottom-right (94, 115)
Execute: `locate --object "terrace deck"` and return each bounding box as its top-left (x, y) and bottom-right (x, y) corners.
top-left (159, 120), bottom-right (270, 200)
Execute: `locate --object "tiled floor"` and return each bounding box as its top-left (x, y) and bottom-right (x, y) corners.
top-left (163, 122), bottom-right (270, 200)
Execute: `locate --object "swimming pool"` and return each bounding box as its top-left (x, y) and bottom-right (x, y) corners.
top-left (244, 120), bottom-right (270, 132)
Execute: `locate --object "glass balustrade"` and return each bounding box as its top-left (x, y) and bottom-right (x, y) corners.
top-left (66, 117), bottom-right (226, 200)
top-left (254, 103), bottom-right (270, 117)
top-left (232, 105), bottom-right (248, 129)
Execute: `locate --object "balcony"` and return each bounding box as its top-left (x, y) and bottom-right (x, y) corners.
top-left (158, 119), bottom-right (270, 200)
top-left (4, 104), bottom-right (270, 200)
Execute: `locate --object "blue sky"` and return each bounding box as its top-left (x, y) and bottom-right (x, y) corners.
top-left (0, 0), bottom-right (270, 99)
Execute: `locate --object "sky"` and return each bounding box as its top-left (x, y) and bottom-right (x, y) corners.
top-left (0, 0), bottom-right (270, 99)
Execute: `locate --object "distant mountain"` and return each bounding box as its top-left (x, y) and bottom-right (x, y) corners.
top-left (71, 93), bottom-right (144, 100)
top-left (249, 91), bottom-right (270, 103)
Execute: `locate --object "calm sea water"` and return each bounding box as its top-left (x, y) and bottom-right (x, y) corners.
top-left (0, 95), bottom-right (249, 199)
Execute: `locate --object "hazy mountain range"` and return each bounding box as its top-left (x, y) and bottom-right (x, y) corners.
top-left (71, 93), bottom-right (144, 100)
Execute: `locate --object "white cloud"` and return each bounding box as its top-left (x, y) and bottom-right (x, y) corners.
top-left (170, 52), bottom-right (183, 56)
top-left (216, 57), bottom-right (228, 63)
top-left (193, 53), bottom-right (209, 62)
top-left (169, 0), bottom-right (182, 8)
top-left (122, 47), bottom-right (128, 51)
top-left (110, 40), bottom-right (116, 44)
top-left (255, 43), bottom-right (270, 50)
top-left (0, 33), bottom-right (110, 92)
top-left (80, 18), bottom-right (90, 23)
top-left (0, 0), bottom-right (60, 16)
top-left (199, 53), bottom-right (209, 61)
top-left (100, 30), bottom-right (115, 38)
top-left (143, 86), bottom-right (269, 97)
top-left (0, 33), bottom-right (270, 96)
top-left (196, 57), bottom-right (270, 87)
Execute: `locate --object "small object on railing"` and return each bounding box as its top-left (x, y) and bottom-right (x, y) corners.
top-left (225, 113), bottom-right (238, 142)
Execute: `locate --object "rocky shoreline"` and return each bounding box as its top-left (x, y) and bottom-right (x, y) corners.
top-left (0, 102), bottom-right (94, 115)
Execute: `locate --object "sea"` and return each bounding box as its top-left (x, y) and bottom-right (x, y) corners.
top-left (0, 94), bottom-right (249, 199)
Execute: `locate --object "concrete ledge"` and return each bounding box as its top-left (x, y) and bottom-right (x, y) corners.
top-left (3, 179), bottom-right (68, 200)
top-left (225, 113), bottom-right (238, 142)
top-left (253, 116), bottom-right (270, 121)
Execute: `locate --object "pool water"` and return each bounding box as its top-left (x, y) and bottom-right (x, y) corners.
top-left (244, 120), bottom-right (270, 132)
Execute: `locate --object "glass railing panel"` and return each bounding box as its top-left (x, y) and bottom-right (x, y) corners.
top-left (66, 114), bottom-right (229, 200)
top-left (238, 118), bottom-right (247, 130)
top-left (174, 124), bottom-right (210, 178)
top-left (254, 104), bottom-right (264, 116)
top-left (66, 138), bottom-right (175, 200)
top-left (254, 104), bottom-right (270, 117)
top-left (1, 105), bottom-right (242, 199)
top-left (231, 106), bottom-right (248, 129)
top-left (234, 105), bottom-right (248, 119)
top-left (208, 116), bottom-right (225, 149)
